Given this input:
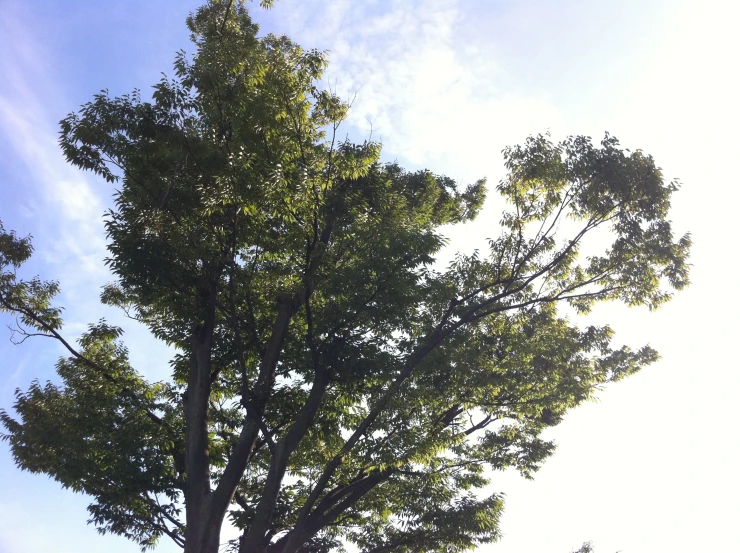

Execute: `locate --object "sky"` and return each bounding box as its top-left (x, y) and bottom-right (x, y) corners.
top-left (0, 0), bottom-right (738, 552)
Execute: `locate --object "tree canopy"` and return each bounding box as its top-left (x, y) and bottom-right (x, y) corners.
top-left (0, 2), bottom-right (690, 553)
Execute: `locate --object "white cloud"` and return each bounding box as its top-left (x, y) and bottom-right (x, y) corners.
top-left (261, 0), bottom-right (561, 182)
top-left (0, 12), bottom-right (107, 282)
top-left (0, 4), bottom-right (173, 382)
top-left (0, 97), bottom-right (106, 254)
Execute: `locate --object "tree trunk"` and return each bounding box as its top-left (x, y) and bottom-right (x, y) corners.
top-left (183, 506), bottom-right (224, 553)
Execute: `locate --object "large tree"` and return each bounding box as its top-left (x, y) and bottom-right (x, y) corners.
top-left (0, 2), bottom-right (690, 553)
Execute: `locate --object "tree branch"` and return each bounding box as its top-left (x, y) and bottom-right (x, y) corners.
top-left (0, 292), bottom-right (168, 428)
top-left (209, 293), bottom-right (303, 534)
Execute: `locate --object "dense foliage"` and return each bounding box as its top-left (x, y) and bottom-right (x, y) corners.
top-left (0, 2), bottom-right (690, 553)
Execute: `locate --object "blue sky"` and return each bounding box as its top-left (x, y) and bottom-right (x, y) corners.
top-left (1, 1), bottom-right (738, 552)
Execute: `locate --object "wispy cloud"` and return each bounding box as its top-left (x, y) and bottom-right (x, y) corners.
top-left (0, 5), bottom-right (174, 383)
top-left (261, 0), bottom-right (561, 183)
top-left (0, 8), bottom-right (107, 285)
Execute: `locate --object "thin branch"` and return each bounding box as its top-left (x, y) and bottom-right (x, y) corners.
top-left (234, 491), bottom-right (250, 511)
top-left (0, 293), bottom-right (168, 428)
top-left (219, 0), bottom-right (235, 37)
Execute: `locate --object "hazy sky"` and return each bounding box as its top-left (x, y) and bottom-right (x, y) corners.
top-left (1, 1), bottom-right (738, 552)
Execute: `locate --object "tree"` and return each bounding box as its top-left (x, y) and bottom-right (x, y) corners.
top-left (0, 2), bottom-right (690, 553)
top-left (568, 542), bottom-right (619, 553)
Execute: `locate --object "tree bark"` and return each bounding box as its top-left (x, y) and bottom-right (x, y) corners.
top-left (183, 283), bottom-right (219, 553)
